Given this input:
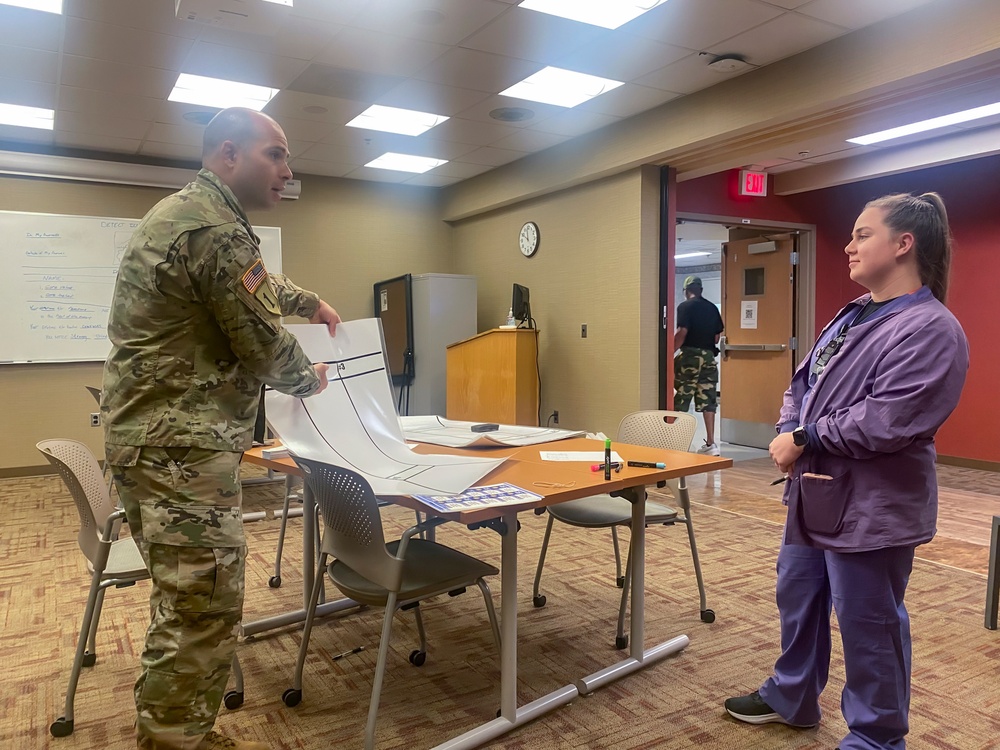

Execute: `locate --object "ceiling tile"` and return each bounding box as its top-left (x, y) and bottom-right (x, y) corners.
top-left (0, 77), bottom-right (56, 108)
top-left (55, 130), bottom-right (141, 155)
top-left (60, 56), bottom-right (178, 99)
top-left (138, 140), bottom-right (201, 161)
top-left (343, 165), bottom-right (414, 183)
top-left (706, 12), bottom-right (848, 66)
top-left (427, 116), bottom-right (522, 147)
top-left (63, 16), bottom-right (194, 71)
top-left (455, 145), bottom-right (525, 167)
top-left (264, 90), bottom-right (369, 126)
top-left (286, 159), bottom-right (356, 178)
top-left (413, 47), bottom-right (540, 93)
top-left (575, 83), bottom-right (680, 119)
top-left (528, 110), bottom-right (621, 138)
top-left (375, 80), bottom-right (492, 117)
top-left (628, 0), bottom-right (784, 50)
top-left (554, 33), bottom-right (692, 82)
top-left (459, 6), bottom-right (608, 65)
top-left (424, 160), bottom-right (494, 178)
top-left (151, 100), bottom-right (219, 128)
top-left (288, 0), bottom-right (370, 26)
top-left (758, 0), bottom-right (812, 8)
top-left (286, 64), bottom-right (404, 103)
top-left (0, 4), bottom-right (63, 52)
top-left (452, 94), bottom-right (563, 129)
top-left (0, 45), bottom-right (59, 85)
top-left (271, 116), bottom-right (338, 144)
top-left (636, 52), bottom-right (749, 95)
top-left (797, 0), bottom-right (937, 30)
top-left (404, 172), bottom-right (462, 187)
top-left (56, 109), bottom-right (151, 140)
top-left (58, 86), bottom-right (163, 121)
top-left (144, 121), bottom-right (205, 148)
top-left (193, 15), bottom-right (343, 61)
top-left (182, 42), bottom-right (310, 89)
top-left (491, 128), bottom-right (570, 152)
top-left (64, 0), bottom-right (203, 38)
top-left (314, 28), bottom-right (450, 78)
top-left (349, 0), bottom-right (509, 45)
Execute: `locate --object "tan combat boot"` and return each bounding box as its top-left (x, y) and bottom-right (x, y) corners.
top-left (197, 732), bottom-right (272, 750)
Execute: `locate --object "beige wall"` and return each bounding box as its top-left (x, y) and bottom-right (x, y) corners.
top-left (451, 166), bottom-right (662, 438)
top-left (1, 173), bottom-right (450, 474)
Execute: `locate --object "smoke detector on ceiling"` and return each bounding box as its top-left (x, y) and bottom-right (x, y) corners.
top-left (705, 54), bottom-right (752, 74)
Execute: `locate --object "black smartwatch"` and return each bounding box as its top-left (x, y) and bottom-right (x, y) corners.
top-left (791, 426), bottom-right (808, 447)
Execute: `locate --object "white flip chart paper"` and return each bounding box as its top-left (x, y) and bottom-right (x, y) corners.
top-left (401, 415), bottom-right (584, 448)
top-left (264, 320), bottom-right (504, 496)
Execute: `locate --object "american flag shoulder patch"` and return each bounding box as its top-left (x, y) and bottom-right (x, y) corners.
top-left (242, 258), bottom-right (267, 294)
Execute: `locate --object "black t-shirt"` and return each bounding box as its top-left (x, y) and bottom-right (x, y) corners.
top-left (677, 296), bottom-right (724, 350)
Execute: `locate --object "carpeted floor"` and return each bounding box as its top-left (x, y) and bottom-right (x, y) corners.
top-left (2, 470), bottom-right (998, 749)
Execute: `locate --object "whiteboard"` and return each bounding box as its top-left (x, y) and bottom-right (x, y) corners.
top-left (0, 210), bottom-right (281, 364)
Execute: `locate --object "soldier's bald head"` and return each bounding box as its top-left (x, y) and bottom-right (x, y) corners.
top-left (202, 108), bottom-right (275, 161)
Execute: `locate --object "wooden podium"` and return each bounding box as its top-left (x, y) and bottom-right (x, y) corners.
top-left (446, 328), bottom-right (539, 426)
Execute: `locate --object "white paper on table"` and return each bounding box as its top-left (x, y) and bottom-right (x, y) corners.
top-left (264, 320), bottom-right (504, 496)
top-left (401, 415), bottom-right (584, 448)
top-left (538, 450), bottom-right (623, 462)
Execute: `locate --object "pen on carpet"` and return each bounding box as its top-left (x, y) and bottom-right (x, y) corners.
top-left (331, 646), bottom-right (365, 661)
top-left (591, 462), bottom-right (622, 472)
top-left (627, 461), bottom-right (666, 469)
top-left (770, 476), bottom-right (789, 485)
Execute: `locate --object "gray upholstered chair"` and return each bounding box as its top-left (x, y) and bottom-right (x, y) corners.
top-left (531, 410), bottom-right (713, 649)
top-left (282, 458), bottom-right (501, 750)
top-left (38, 439), bottom-right (244, 738)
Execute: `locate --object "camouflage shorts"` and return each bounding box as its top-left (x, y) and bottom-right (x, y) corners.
top-left (106, 444), bottom-right (245, 745)
top-left (673, 347), bottom-right (719, 413)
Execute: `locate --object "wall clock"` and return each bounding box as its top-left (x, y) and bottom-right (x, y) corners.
top-left (518, 221), bottom-right (540, 257)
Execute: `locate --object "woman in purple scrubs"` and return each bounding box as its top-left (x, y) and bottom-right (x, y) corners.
top-left (725, 193), bottom-right (969, 750)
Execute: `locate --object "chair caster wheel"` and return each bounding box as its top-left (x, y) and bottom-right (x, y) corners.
top-left (700, 608), bottom-right (716, 623)
top-left (50, 717), bottom-right (74, 737)
top-left (532, 594), bottom-right (546, 608)
top-left (223, 690), bottom-right (244, 710)
top-left (616, 576), bottom-right (625, 589)
top-left (82, 652), bottom-right (97, 667)
top-left (409, 649), bottom-right (426, 667)
top-left (268, 576), bottom-right (282, 588)
top-left (282, 688), bottom-right (302, 707)
top-left (615, 635), bottom-right (628, 650)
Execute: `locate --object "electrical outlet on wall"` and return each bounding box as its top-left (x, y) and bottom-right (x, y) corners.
top-left (551, 410), bottom-right (559, 424)
top-left (581, 324), bottom-right (587, 338)
top-left (90, 413), bottom-right (101, 427)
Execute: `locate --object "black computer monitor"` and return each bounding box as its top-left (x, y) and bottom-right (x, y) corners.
top-left (512, 283), bottom-right (531, 327)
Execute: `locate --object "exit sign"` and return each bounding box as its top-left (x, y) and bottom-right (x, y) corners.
top-left (738, 169), bottom-right (768, 196)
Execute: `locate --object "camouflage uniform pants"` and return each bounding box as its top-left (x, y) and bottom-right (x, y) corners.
top-left (107, 445), bottom-right (245, 749)
top-left (673, 346), bottom-right (719, 413)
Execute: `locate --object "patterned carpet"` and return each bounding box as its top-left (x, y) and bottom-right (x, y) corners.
top-left (2, 470), bottom-right (998, 750)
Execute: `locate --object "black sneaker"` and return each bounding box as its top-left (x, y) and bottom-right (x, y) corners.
top-left (724, 690), bottom-right (812, 726)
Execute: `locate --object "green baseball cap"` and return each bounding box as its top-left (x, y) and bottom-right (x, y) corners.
top-left (683, 275), bottom-right (703, 290)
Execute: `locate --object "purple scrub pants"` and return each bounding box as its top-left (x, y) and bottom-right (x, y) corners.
top-left (758, 543), bottom-right (916, 750)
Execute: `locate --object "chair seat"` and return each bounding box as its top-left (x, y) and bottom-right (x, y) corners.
top-left (328, 539), bottom-right (499, 606)
top-left (547, 495), bottom-right (678, 528)
top-left (87, 537), bottom-right (148, 579)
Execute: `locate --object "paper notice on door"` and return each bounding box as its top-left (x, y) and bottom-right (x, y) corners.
top-left (740, 300), bottom-right (758, 329)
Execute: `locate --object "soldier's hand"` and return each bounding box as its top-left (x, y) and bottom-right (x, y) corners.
top-left (310, 300), bottom-right (341, 336)
top-left (313, 363), bottom-right (330, 394)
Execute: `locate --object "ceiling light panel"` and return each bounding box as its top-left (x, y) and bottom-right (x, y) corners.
top-left (0, 0), bottom-right (62, 13)
top-left (167, 73), bottom-right (279, 111)
top-left (0, 103), bottom-right (55, 130)
top-left (500, 67), bottom-right (624, 108)
top-left (347, 105), bottom-right (449, 136)
top-left (518, 0), bottom-right (670, 30)
top-left (365, 152), bottom-right (448, 173)
top-left (847, 102), bottom-right (1000, 145)
top-left (674, 252), bottom-right (711, 259)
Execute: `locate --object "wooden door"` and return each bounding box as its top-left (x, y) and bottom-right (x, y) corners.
top-left (719, 236), bottom-right (796, 448)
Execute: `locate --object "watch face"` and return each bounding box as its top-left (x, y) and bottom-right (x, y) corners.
top-left (519, 221), bottom-right (539, 257)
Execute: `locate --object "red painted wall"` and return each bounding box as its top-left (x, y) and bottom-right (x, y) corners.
top-left (677, 157), bottom-right (1000, 463)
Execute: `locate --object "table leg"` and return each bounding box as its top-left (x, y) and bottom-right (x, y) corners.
top-left (986, 515), bottom-right (1000, 630)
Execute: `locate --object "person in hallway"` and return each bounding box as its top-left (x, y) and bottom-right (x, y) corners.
top-left (102, 107), bottom-right (341, 750)
top-left (673, 274), bottom-right (725, 455)
top-left (724, 193), bottom-right (969, 750)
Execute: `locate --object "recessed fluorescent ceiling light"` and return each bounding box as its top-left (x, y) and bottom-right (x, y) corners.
top-left (519, 0), bottom-right (670, 29)
top-left (674, 252), bottom-right (711, 260)
top-left (0, 0), bottom-right (62, 12)
top-left (168, 74), bottom-right (279, 111)
top-left (0, 103), bottom-right (55, 130)
top-left (366, 153), bottom-right (448, 174)
top-left (501, 67), bottom-right (623, 108)
top-left (262, 0), bottom-right (293, 5)
top-left (847, 102), bottom-right (1000, 145)
top-left (347, 105), bottom-right (449, 136)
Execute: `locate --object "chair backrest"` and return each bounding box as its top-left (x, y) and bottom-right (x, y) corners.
top-left (293, 457), bottom-right (405, 594)
top-left (37, 439), bottom-right (117, 566)
top-left (616, 410), bottom-right (697, 452)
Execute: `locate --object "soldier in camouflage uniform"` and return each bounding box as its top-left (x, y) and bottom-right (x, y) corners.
top-left (102, 108), bottom-right (340, 750)
top-left (673, 275), bottom-right (725, 455)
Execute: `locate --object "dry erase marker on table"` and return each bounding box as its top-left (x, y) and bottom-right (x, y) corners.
top-left (604, 438), bottom-right (612, 480)
top-left (591, 462), bottom-right (622, 473)
top-left (627, 461), bottom-right (666, 469)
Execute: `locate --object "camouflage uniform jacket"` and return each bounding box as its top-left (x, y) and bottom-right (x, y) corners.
top-left (102, 168), bottom-right (321, 452)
